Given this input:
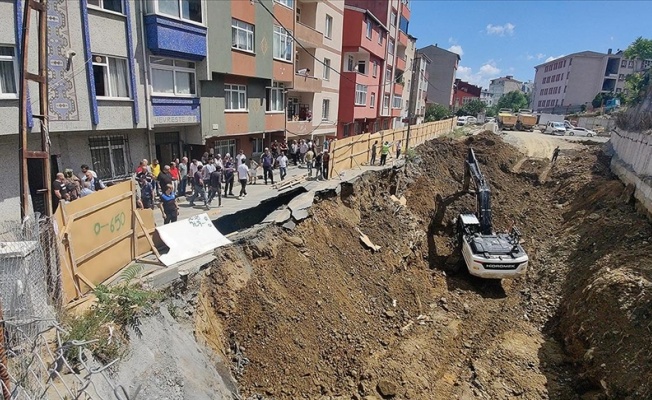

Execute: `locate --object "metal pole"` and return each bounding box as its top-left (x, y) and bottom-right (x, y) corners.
top-left (18, 0), bottom-right (32, 219)
top-left (38, 0), bottom-right (52, 217)
top-left (405, 53), bottom-right (419, 152)
top-left (0, 299), bottom-right (11, 400)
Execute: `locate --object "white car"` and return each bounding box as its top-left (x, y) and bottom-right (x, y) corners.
top-left (566, 127), bottom-right (596, 137)
top-left (486, 117), bottom-right (496, 123)
top-left (457, 116), bottom-right (469, 126)
top-left (544, 121), bottom-right (566, 136)
top-left (466, 117), bottom-right (477, 125)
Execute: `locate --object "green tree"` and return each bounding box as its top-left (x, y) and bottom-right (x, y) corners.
top-left (424, 104), bottom-right (451, 122)
top-left (485, 105), bottom-right (498, 117)
top-left (462, 99), bottom-right (486, 116)
top-left (623, 36), bottom-right (652, 60)
top-left (496, 91), bottom-right (528, 112)
top-left (592, 92), bottom-right (604, 109)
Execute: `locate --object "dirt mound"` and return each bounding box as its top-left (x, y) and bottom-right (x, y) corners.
top-left (195, 132), bottom-right (652, 399)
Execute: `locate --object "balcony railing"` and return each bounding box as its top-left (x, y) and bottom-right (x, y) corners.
top-left (296, 22), bottom-right (322, 49)
top-left (293, 74), bottom-right (322, 92)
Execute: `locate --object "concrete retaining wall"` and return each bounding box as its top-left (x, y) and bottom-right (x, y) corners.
top-left (610, 130), bottom-right (652, 216)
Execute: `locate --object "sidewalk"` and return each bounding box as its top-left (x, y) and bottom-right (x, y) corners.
top-left (152, 159), bottom-right (402, 227)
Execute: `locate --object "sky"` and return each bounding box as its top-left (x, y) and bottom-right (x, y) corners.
top-left (409, 1), bottom-right (652, 90)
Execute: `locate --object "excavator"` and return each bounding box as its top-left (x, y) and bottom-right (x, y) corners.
top-left (454, 148), bottom-right (529, 279)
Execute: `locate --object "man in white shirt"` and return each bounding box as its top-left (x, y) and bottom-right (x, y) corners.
top-left (277, 152), bottom-right (288, 181)
top-left (237, 158), bottom-right (249, 198)
top-left (236, 150), bottom-right (246, 167)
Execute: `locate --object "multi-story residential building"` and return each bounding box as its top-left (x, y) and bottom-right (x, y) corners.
top-left (338, 0), bottom-right (411, 137)
top-left (452, 79), bottom-right (481, 110)
top-left (0, 0), bottom-right (156, 219)
top-left (417, 44), bottom-right (459, 108)
top-left (488, 75), bottom-right (522, 101)
top-left (480, 89), bottom-right (495, 106)
top-left (409, 51), bottom-right (431, 124)
top-left (532, 49), bottom-right (652, 113)
top-left (396, 33), bottom-right (416, 128)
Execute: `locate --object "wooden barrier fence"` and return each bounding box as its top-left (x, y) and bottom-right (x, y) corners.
top-left (329, 118), bottom-right (456, 178)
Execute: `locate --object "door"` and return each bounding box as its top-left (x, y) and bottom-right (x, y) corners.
top-left (154, 132), bottom-right (180, 165)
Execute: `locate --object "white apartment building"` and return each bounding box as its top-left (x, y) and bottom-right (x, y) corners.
top-left (488, 75), bottom-right (522, 100)
top-left (480, 89), bottom-right (495, 106)
top-left (532, 49), bottom-right (652, 112)
top-left (408, 51), bottom-right (430, 124)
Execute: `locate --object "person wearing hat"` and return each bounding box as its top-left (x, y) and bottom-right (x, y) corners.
top-left (380, 141), bottom-right (391, 166)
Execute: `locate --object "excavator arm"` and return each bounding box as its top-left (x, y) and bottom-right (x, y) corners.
top-left (463, 148), bottom-right (493, 235)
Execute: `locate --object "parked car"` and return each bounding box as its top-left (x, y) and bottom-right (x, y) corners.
top-left (544, 121), bottom-right (566, 136)
top-left (566, 127), bottom-right (596, 137)
top-left (486, 117), bottom-right (496, 123)
top-left (457, 116), bottom-right (469, 126)
top-left (466, 117), bottom-right (477, 125)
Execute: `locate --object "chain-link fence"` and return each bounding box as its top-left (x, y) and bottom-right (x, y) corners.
top-left (0, 215), bottom-right (135, 400)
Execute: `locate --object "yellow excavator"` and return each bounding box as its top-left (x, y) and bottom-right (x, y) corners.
top-left (497, 108), bottom-right (517, 130)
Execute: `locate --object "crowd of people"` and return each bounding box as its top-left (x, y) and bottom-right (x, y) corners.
top-left (52, 164), bottom-right (107, 212)
top-left (131, 138), bottom-right (334, 224)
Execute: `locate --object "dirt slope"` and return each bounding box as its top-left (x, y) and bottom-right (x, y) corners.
top-left (195, 132), bottom-right (652, 399)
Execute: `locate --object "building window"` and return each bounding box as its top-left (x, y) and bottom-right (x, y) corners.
top-left (618, 74), bottom-right (625, 81)
top-left (266, 82), bottom-right (284, 112)
top-left (388, 39), bottom-right (395, 55)
top-left (390, 10), bottom-right (397, 26)
top-left (370, 92), bottom-right (375, 108)
top-left (87, 0), bottom-right (123, 14)
top-left (383, 93), bottom-right (390, 109)
top-left (385, 68), bottom-right (392, 83)
top-left (347, 55), bottom-right (355, 72)
top-left (225, 84), bottom-right (247, 111)
top-left (392, 94), bottom-right (402, 108)
top-left (232, 19), bottom-right (254, 52)
top-left (150, 57), bottom-right (196, 96)
top-left (156, 0), bottom-right (203, 24)
top-left (323, 58), bottom-right (331, 80)
top-left (275, 0), bottom-right (293, 8)
top-left (379, 31), bottom-right (384, 45)
top-left (616, 88), bottom-right (622, 93)
top-left (629, 60), bottom-right (634, 68)
top-left (92, 55), bottom-right (129, 98)
top-left (325, 15), bottom-right (333, 39)
top-left (322, 99), bottom-right (330, 121)
top-left (214, 139), bottom-right (236, 159)
top-left (273, 26), bottom-right (293, 61)
top-left (0, 46), bottom-right (18, 96)
top-left (252, 138), bottom-right (264, 154)
top-left (343, 124), bottom-right (351, 137)
top-left (621, 60), bottom-right (627, 68)
top-left (357, 60), bottom-right (366, 75)
top-left (561, 73), bottom-right (564, 80)
top-left (355, 84), bottom-right (367, 105)
top-left (366, 18), bottom-right (373, 39)
top-left (89, 135), bottom-right (130, 180)
top-left (372, 61), bottom-right (378, 77)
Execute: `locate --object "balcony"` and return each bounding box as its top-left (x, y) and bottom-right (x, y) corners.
top-left (398, 30), bottom-right (408, 48)
top-left (287, 120), bottom-right (313, 135)
top-left (396, 56), bottom-right (406, 72)
top-left (296, 22), bottom-right (322, 49)
top-left (144, 14), bottom-right (207, 60)
top-left (293, 75), bottom-right (322, 93)
top-left (393, 82), bottom-right (404, 95)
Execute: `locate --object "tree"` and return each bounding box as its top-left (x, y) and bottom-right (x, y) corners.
top-left (485, 105), bottom-right (498, 117)
top-left (462, 99), bottom-right (486, 116)
top-left (495, 91), bottom-right (529, 112)
top-left (592, 92), bottom-right (604, 109)
top-left (424, 104), bottom-right (451, 122)
top-left (623, 36), bottom-right (652, 60)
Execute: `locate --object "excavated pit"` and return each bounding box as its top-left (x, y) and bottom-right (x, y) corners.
top-left (194, 133), bottom-right (651, 399)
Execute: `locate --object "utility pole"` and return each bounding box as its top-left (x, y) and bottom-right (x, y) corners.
top-left (405, 54), bottom-right (419, 152)
top-left (19, 0), bottom-right (51, 219)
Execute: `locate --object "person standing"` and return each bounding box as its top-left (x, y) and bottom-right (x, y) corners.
top-left (277, 152), bottom-right (288, 181)
top-left (261, 148), bottom-right (274, 185)
top-left (52, 173), bottom-right (69, 212)
top-left (85, 170), bottom-right (105, 191)
top-left (208, 165), bottom-right (223, 207)
top-left (151, 159), bottom-right (161, 195)
top-left (314, 151), bottom-right (323, 180)
top-left (291, 140), bottom-right (299, 166)
top-left (188, 164), bottom-right (208, 208)
top-left (395, 140), bottom-right (402, 160)
top-left (237, 158), bottom-right (249, 198)
top-left (299, 139), bottom-right (308, 165)
top-left (178, 157), bottom-right (188, 196)
top-left (159, 184), bottom-right (179, 224)
top-left (248, 158), bottom-right (259, 185)
top-left (305, 148), bottom-right (314, 177)
top-left (158, 164), bottom-right (173, 194)
top-left (370, 140), bottom-right (378, 165)
top-left (169, 161), bottom-right (180, 195)
top-left (139, 175), bottom-right (155, 209)
top-left (380, 141), bottom-right (390, 166)
top-left (552, 146), bottom-right (560, 163)
top-left (236, 150), bottom-right (246, 168)
top-left (223, 156), bottom-right (235, 197)
top-left (322, 150), bottom-right (330, 180)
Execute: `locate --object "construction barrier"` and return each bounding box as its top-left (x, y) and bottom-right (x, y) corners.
top-left (53, 180), bottom-right (159, 303)
top-left (329, 118), bottom-right (456, 178)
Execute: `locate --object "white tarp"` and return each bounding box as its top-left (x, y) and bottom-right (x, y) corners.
top-left (156, 213), bottom-right (231, 266)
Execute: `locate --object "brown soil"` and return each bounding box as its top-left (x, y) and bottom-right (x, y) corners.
top-left (195, 132), bottom-right (652, 399)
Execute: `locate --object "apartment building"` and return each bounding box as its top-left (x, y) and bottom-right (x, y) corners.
top-left (488, 75), bottom-right (522, 100)
top-left (408, 51), bottom-right (430, 124)
top-left (480, 89), bottom-right (495, 106)
top-left (396, 33), bottom-right (416, 128)
top-left (0, 0), bottom-right (155, 219)
top-left (417, 44), bottom-right (459, 107)
top-left (532, 49), bottom-right (652, 113)
top-left (338, 0), bottom-right (411, 137)
top-left (452, 79), bottom-right (481, 110)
